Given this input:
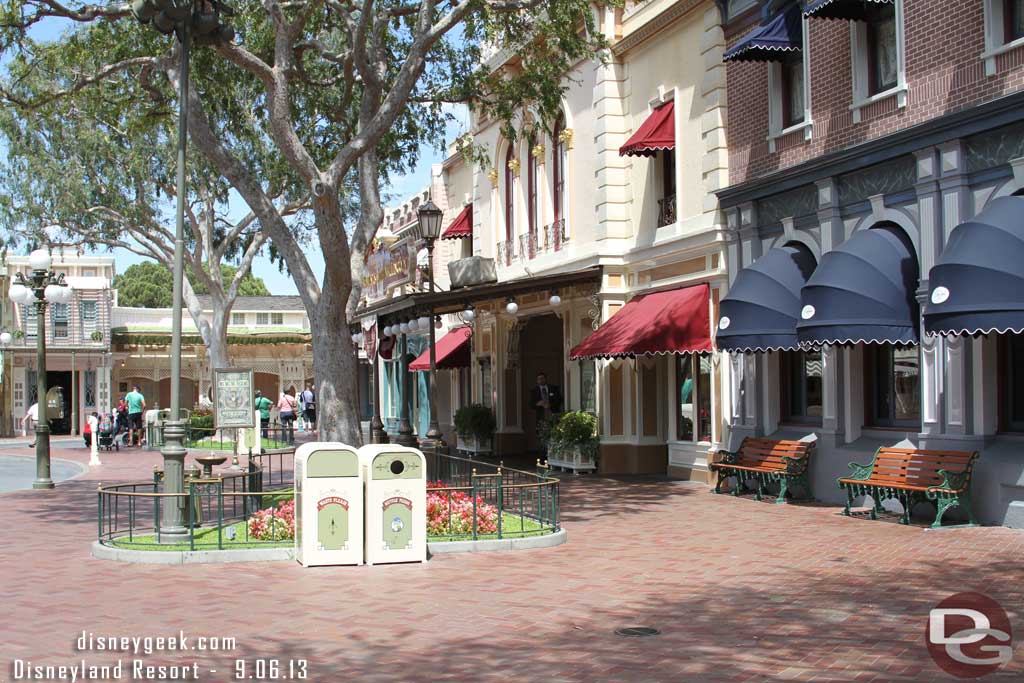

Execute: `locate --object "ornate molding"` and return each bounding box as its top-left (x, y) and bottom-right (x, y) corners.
top-left (611, 0), bottom-right (707, 57)
top-left (507, 157), bottom-right (521, 174)
top-left (487, 168), bottom-right (499, 186)
top-left (558, 128), bottom-right (574, 150)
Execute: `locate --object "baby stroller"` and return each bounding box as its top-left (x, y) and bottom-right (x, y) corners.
top-left (97, 413), bottom-right (119, 452)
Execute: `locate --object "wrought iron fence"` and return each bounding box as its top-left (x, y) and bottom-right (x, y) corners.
top-left (657, 195), bottom-right (676, 228)
top-left (496, 239), bottom-right (516, 266)
top-left (544, 218), bottom-right (568, 252)
top-left (425, 451), bottom-right (559, 540)
top-left (97, 458), bottom-right (295, 551)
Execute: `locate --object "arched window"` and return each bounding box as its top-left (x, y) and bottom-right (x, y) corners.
top-left (552, 114), bottom-right (567, 250)
top-left (527, 134), bottom-right (539, 259)
top-left (504, 145), bottom-right (515, 245)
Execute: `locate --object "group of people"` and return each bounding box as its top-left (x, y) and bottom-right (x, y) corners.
top-left (21, 384), bottom-right (148, 449)
top-left (253, 384), bottom-right (316, 442)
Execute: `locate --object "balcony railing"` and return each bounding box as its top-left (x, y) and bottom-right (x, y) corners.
top-left (657, 195), bottom-right (676, 228)
top-left (497, 220), bottom-right (571, 266)
top-left (496, 239), bottom-right (516, 266)
top-left (544, 219), bottom-right (568, 253)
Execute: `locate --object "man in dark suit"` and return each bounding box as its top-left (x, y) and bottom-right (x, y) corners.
top-left (530, 372), bottom-right (562, 425)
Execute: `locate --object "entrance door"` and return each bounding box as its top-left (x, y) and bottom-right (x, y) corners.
top-left (519, 315), bottom-right (565, 454)
top-left (45, 371), bottom-right (72, 435)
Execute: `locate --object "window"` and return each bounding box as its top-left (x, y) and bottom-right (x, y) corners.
top-left (479, 356), bottom-right (493, 409)
top-left (866, 4), bottom-right (898, 95)
top-left (82, 269), bottom-right (95, 277)
top-left (676, 353), bottom-right (712, 442)
top-left (527, 135), bottom-right (539, 239)
top-left (580, 360), bottom-right (597, 414)
top-left (80, 300), bottom-right (98, 337)
top-left (864, 343), bottom-right (920, 428)
top-left (781, 58), bottom-right (805, 127)
top-left (504, 147), bottom-right (516, 244)
top-left (256, 312), bottom-right (269, 325)
top-left (458, 366), bottom-right (472, 408)
top-left (780, 350), bottom-right (822, 425)
top-left (52, 303), bottom-right (69, 338)
top-left (1000, 334), bottom-right (1024, 431)
top-left (85, 370), bottom-right (96, 407)
top-left (552, 114), bottom-right (566, 228)
top-left (1006, 0), bottom-right (1024, 42)
top-left (231, 312), bottom-right (245, 325)
top-left (21, 303), bottom-right (37, 337)
top-left (850, 1), bottom-right (905, 119)
top-left (358, 361), bottom-right (372, 420)
top-left (271, 312), bottom-right (284, 325)
top-left (658, 149), bottom-right (677, 228)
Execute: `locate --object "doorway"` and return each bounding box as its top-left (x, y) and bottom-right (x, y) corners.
top-left (519, 314), bottom-right (565, 454)
top-left (40, 370), bottom-right (72, 435)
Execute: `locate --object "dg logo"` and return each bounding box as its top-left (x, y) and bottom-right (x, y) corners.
top-left (926, 592), bottom-right (1013, 678)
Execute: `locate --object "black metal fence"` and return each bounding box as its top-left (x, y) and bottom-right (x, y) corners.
top-left (146, 423), bottom-right (293, 451)
top-left (425, 451), bottom-right (560, 540)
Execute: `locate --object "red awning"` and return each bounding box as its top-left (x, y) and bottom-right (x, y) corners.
top-left (619, 101), bottom-right (675, 157)
top-left (441, 204), bottom-right (472, 240)
top-left (410, 326), bottom-right (473, 371)
top-left (569, 283), bottom-right (711, 360)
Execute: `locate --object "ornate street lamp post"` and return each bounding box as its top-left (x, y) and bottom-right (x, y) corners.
top-left (7, 249), bottom-right (73, 489)
top-left (130, 0), bottom-right (234, 540)
top-left (412, 200), bottom-right (444, 450)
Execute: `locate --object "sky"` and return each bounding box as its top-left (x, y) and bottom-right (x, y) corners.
top-left (14, 14), bottom-right (471, 296)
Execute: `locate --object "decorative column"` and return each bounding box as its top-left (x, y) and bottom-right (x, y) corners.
top-left (395, 332), bottom-right (417, 446)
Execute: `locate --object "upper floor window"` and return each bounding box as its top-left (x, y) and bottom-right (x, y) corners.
top-left (658, 148), bottom-right (677, 228)
top-left (504, 146), bottom-right (516, 242)
top-left (781, 58), bottom-right (805, 127)
top-left (82, 269), bottom-right (95, 277)
top-left (51, 303), bottom-right (69, 338)
top-left (552, 114), bottom-right (566, 227)
top-left (866, 4), bottom-right (898, 95)
top-left (80, 300), bottom-right (98, 333)
top-left (1007, 0), bottom-right (1024, 41)
top-left (21, 303), bottom-right (37, 336)
top-left (527, 135), bottom-right (539, 236)
top-left (982, 0), bottom-right (1024, 74)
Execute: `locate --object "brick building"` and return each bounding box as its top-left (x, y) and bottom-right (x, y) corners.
top-left (717, 0), bottom-right (1024, 526)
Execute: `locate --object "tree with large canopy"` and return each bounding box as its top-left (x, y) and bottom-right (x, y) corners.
top-left (0, 0), bottom-right (609, 442)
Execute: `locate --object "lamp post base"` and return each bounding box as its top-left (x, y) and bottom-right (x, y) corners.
top-left (32, 478), bottom-right (55, 490)
top-left (158, 419), bottom-right (190, 543)
top-left (394, 419), bottom-right (417, 447)
top-left (34, 424), bottom-right (53, 489)
top-left (370, 417), bottom-right (389, 444)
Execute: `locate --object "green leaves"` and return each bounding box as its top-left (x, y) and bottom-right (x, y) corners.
top-left (112, 261), bottom-right (270, 307)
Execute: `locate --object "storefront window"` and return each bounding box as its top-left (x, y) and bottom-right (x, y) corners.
top-left (676, 353), bottom-right (712, 443)
top-left (357, 361), bottom-right (372, 421)
top-left (580, 359), bottom-right (597, 414)
top-left (458, 366), bottom-right (472, 408)
top-left (479, 356), bottom-right (492, 409)
top-left (1000, 334), bottom-right (1024, 431)
top-left (780, 349), bottom-right (822, 425)
top-left (865, 343), bottom-right (920, 428)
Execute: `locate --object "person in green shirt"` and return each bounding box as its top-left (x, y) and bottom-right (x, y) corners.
top-left (254, 390), bottom-right (273, 438)
top-left (125, 385), bottom-right (146, 447)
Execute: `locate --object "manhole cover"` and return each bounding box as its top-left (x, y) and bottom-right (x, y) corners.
top-left (615, 626), bottom-right (660, 637)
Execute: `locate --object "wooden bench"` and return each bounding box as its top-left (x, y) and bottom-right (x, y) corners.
top-left (709, 437), bottom-right (815, 504)
top-left (837, 447), bottom-right (979, 528)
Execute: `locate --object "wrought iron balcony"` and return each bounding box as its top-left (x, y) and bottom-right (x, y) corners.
top-left (496, 240), bottom-right (516, 266)
top-left (544, 219), bottom-right (568, 252)
top-left (518, 231), bottom-right (539, 260)
top-left (658, 195), bottom-right (676, 228)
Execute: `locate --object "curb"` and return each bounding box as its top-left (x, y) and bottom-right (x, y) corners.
top-left (91, 540), bottom-right (295, 565)
top-left (427, 528), bottom-right (567, 554)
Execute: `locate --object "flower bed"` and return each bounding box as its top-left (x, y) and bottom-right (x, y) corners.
top-left (247, 500), bottom-right (296, 541)
top-left (426, 481), bottom-right (498, 536)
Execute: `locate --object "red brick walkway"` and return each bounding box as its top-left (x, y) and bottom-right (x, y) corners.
top-left (1, 444), bottom-right (1021, 682)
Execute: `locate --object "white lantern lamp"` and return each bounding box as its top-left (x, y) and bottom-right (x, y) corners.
top-left (0, 331), bottom-right (11, 345)
top-left (505, 297), bottom-right (519, 315)
top-left (28, 249), bottom-right (51, 272)
top-left (8, 283), bottom-right (29, 304)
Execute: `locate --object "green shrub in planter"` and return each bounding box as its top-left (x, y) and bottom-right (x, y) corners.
top-left (549, 411), bottom-right (600, 467)
top-left (453, 403), bottom-right (496, 440)
top-left (188, 408), bottom-right (215, 430)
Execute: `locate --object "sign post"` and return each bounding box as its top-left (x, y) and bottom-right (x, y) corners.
top-left (213, 368), bottom-right (256, 430)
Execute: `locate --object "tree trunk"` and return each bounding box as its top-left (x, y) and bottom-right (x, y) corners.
top-left (204, 307), bottom-right (230, 388)
top-left (309, 288), bottom-right (361, 444)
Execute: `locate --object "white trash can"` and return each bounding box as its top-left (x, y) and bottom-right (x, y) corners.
top-left (359, 444), bottom-right (427, 565)
top-left (294, 443), bottom-right (364, 566)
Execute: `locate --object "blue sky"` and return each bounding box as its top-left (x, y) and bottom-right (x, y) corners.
top-left (17, 15), bottom-right (469, 295)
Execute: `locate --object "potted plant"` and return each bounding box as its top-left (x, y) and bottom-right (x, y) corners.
top-left (547, 411), bottom-right (599, 473)
top-left (453, 403), bottom-right (496, 456)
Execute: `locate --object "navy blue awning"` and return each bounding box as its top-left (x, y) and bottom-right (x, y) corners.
top-left (717, 246), bottom-right (817, 352)
top-left (724, 5), bottom-right (803, 63)
top-left (804, 0), bottom-right (893, 21)
top-left (924, 196), bottom-right (1024, 336)
top-left (797, 227), bottom-right (920, 347)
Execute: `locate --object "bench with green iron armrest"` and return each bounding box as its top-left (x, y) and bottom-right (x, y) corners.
top-left (837, 447), bottom-right (979, 528)
top-left (709, 437), bottom-right (815, 504)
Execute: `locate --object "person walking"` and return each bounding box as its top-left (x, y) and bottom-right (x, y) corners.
top-left (277, 390), bottom-right (297, 444)
top-left (300, 384), bottom-right (316, 435)
top-left (254, 390), bottom-right (273, 439)
top-left (22, 402), bottom-right (39, 447)
top-left (125, 385), bottom-right (146, 447)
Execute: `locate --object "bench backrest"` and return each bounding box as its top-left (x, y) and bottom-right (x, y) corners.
top-left (736, 437), bottom-right (814, 471)
top-left (869, 448), bottom-right (977, 489)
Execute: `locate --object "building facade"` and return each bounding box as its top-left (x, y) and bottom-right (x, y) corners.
top-left (359, 0), bottom-right (735, 477)
top-left (717, 0), bottom-right (1024, 526)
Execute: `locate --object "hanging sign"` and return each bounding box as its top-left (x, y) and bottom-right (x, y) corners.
top-left (363, 240), bottom-right (415, 303)
top-left (364, 322), bottom-right (378, 362)
top-left (213, 368), bottom-right (256, 429)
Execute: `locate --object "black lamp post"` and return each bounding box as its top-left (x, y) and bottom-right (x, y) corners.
top-left (7, 250), bottom-right (73, 489)
top-left (130, 0), bottom-right (234, 540)
top-left (412, 200), bottom-right (445, 449)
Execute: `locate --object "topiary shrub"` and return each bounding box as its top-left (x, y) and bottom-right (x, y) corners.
top-left (453, 403), bottom-right (496, 441)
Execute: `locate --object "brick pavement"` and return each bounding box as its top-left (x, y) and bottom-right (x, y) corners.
top-left (1, 443), bottom-right (1022, 683)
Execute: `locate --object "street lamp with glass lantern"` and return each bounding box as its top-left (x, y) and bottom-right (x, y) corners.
top-left (8, 248), bottom-right (73, 489)
top-left (411, 200), bottom-right (444, 449)
top-left (129, 0), bottom-right (234, 540)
